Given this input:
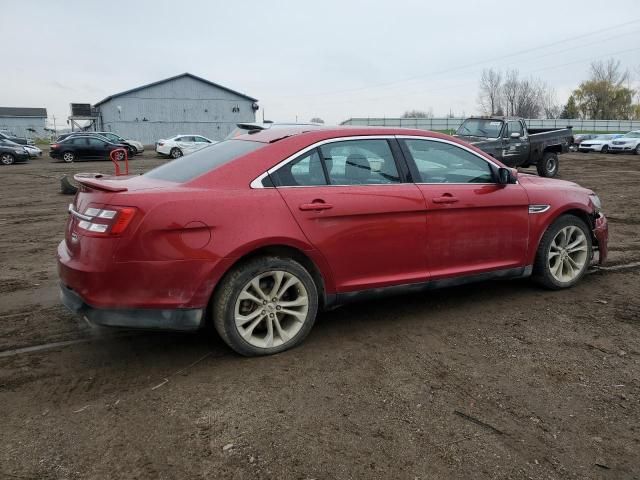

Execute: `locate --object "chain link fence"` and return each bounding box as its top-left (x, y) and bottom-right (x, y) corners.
top-left (341, 117), bottom-right (640, 133)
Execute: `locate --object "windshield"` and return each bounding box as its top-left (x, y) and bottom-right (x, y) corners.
top-left (622, 131), bottom-right (640, 138)
top-left (456, 119), bottom-right (504, 138)
top-left (594, 135), bottom-right (615, 140)
top-left (145, 139), bottom-right (265, 182)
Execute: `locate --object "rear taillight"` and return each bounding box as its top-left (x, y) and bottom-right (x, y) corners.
top-left (72, 205), bottom-right (137, 236)
top-left (51, 143), bottom-right (59, 149)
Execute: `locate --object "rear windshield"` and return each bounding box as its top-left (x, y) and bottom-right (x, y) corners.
top-left (145, 139), bottom-right (264, 182)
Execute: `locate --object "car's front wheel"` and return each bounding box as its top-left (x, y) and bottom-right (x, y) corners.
top-left (1, 153), bottom-right (16, 165)
top-left (537, 151), bottom-right (559, 177)
top-left (213, 256), bottom-right (319, 356)
top-left (635, 144), bottom-right (640, 155)
top-left (533, 215), bottom-right (592, 289)
top-left (601, 145), bottom-right (609, 154)
top-left (170, 147), bottom-right (183, 159)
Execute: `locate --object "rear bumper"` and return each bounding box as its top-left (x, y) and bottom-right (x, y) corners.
top-left (593, 213), bottom-right (608, 264)
top-left (60, 283), bottom-right (204, 331)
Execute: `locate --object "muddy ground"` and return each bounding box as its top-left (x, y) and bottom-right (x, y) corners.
top-left (0, 148), bottom-right (638, 480)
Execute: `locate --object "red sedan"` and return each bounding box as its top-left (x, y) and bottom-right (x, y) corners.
top-left (58, 127), bottom-right (608, 356)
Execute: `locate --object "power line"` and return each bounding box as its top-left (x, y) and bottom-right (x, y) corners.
top-left (272, 18), bottom-right (640, 100)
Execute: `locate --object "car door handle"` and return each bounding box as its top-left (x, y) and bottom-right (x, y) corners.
top-left (299, 201), bottom-right (333, 211)
top-left (432, 196), bottom-right (459, 204)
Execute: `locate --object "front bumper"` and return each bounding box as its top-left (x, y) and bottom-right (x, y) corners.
top-left (60, 283), bottom-right (204, 331)
top-left (578, 145), bottom-right (602, 152)
top-left (609, 145), bottom-right (635, 152)
top-left (593, 212), bottom-right (608, 264)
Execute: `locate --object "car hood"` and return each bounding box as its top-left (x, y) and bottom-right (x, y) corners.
top-left (518, 173), bottom-right (589, 192)
top-left (453, 135), bottom-right (499, 144)
top-left (582, 139), bottom-right (609, 145)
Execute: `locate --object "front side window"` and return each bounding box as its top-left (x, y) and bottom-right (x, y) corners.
top-left (403, 139), bottom-right (494, 184)
top-left (271, 149), bottom-right (327, 186)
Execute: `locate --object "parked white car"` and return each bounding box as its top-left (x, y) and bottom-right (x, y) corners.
top-left (609, 130), bottom-right (640, 154)
top-left (23, 145), bottom-right (43, 157)
top-left (577, 134), bottom-right (623, 153)
top-left (156, 135), bottom-right (216, 158)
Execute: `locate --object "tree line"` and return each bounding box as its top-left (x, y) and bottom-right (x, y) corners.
top-left (477, 59), bottom-right (640, 120)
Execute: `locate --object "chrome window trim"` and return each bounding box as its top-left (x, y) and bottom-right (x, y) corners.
top-left (249, 134), bottom-right (507, 188)
top-left (250, 135), bottom-right (398, 189)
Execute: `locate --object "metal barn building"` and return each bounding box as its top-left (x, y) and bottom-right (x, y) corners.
top-left (0, 107), bottom-right (48, 139)
top-left (94, 73), bottom-right (258, 144)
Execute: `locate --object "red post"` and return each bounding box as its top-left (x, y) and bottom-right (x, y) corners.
top-left (109, 148), bottom-right (129, 176)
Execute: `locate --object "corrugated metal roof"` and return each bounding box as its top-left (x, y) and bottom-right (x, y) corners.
top-left (94, 73), bottom-right (258, 106)
top-left (0, 107), bottom-right (47, 117)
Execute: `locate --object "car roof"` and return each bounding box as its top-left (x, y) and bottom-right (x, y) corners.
top-left (232, 125), bottom-right (455, 144)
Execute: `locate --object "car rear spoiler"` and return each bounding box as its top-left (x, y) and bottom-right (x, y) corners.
top-left (73, 173), bottom-right (128, 192)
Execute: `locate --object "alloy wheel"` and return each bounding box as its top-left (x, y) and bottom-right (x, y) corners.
top-left (234, 270), bottom-right (309, 349)
top-left (548, 226), bottom-right (588, 283)
top-left (63, 152), bottom-right (74, 163)
top-left (1, 153), bottom-right (15, 165)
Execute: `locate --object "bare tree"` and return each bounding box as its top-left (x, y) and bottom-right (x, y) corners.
top-left (477, 68), bottom-right (502, 115)
top-left (401, 109), bottom-right (434, 118)
top-left (502, 70), bottom-right (519, 116)
top-left (541, 84), bottom-right (562, 119)
top-left (591, 59), bottom-right (629, 86)
top-left (310, 117), bottom-right (324, 124)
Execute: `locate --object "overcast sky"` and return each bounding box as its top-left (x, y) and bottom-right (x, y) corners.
top-left (2, 0), bottom-right (639, 127)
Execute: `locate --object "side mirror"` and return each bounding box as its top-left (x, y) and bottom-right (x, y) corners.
top-left (510, 132), bottom-right (521, 139)
top-left (498, 167), bottom-right (516, 185)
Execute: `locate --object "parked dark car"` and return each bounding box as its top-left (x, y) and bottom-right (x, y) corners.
top-left (454, 117), bottom-right (573, 177)
top-left (0, 138), bottom-right (30, 165)
top-left (50, 136), bottom-right (128, 163)
top-left (0, 131), bottom-right (35, 146)
top-left (57, 131), bottom-right (143, 155)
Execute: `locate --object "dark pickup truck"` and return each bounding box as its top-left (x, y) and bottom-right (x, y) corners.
top-left (454, 117), bottom-right (573, 177)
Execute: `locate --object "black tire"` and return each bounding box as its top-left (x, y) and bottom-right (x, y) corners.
top-left (212, 256), bottom-right (319, 356)
top-left (532, 215), bottom-right (592, 290)
top-left (62, 151), bottom-right (75, 163)
top-left (1, 152), bottom-right (16, 165)
top-left (635, 144), bottom-right (640, 155)
top-left (170, 147), bottom-right (183, 159)
top-left (601, 145), bottom-right (609, 154)
top-left (537, 151), bottom-right (559, 178)
top-left (127, 146), bottom-right (136, 157)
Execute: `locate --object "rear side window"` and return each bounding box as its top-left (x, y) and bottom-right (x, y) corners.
top-left (145, 139), bottom-right (264, 182)
top-left (271, 149), bottom-right (327, 186)
top-left (320, 140), bottom-right (401, 185)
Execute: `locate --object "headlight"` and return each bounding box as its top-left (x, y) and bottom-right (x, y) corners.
top-left (589, 194), bottom-right (602, 212)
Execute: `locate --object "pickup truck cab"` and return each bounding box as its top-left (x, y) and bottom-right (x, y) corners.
top-left (454, 117), bottom-right (573, 178)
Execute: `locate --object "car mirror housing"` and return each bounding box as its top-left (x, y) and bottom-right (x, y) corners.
top-left (498, 167), bottom-right (517, 185)
top-left (510, 132), bottom-right (521, 139)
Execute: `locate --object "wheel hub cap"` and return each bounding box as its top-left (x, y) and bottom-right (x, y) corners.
top-left (548, 226), bottom-right (588, 283)
top-left (234, 270), bottom-right (309, 349)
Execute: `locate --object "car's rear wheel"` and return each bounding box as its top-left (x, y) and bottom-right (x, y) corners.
top-left (1, 153), bottom-right (16, 165)
top-left (537, 151), bottom-right (558, 177)
top-left (213, 256), bottom-right (319, 356)
top-left (62, 151), bottom-right (75, 163)
top-left (533, 215), bottom-right (592, 290)
top-left (170, 147), bottom-right (183, 159)
top-left (601, 145), bottom-right (609, 154)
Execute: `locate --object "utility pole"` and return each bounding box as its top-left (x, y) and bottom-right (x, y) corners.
top-left (52, 115), bottom-right (57, 135)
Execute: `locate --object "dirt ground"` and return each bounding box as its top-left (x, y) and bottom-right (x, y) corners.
top-left (0, 147), bottom-right (638, 480)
